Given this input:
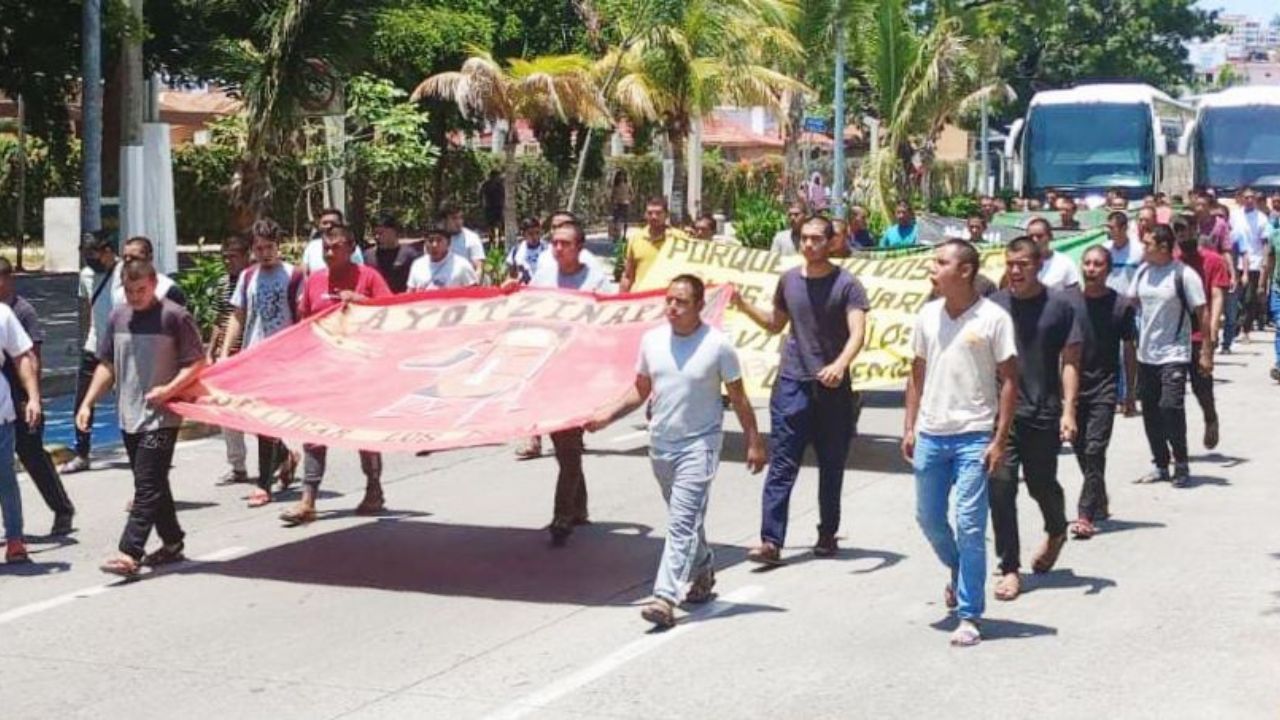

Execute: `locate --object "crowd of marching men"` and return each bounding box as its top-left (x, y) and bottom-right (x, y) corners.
top-left (0, 187), bottom-right (1277, 643)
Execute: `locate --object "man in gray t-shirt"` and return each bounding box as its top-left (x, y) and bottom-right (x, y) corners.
top-left (587, 275), bottom-right (765, 628)
top-left (78, 260), bottom-right (206, 577)
top-left (1125, 225), bottom-right (1211, 487)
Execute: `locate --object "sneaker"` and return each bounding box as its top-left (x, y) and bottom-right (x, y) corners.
top-left (686, 570), bottom-right (716, 604)
top-left (1031, 533), bottom-right (1067, 573)
top-left (1134, 468), bottom-right (1170, 484)
top-left (813, 531), bottom-right (838, 558)
top-left (515, 436), bottom-right (542, 460)
top-left (1172, 463), bottom-right (1191, 488)
top-left (1270, 367), bottom-right (1280, 382)
top-left (640, 598), bottom-right (677, 628)
top-left (50, 513), bottom-right (75, 537)
top-left (746, 542), bottom-right (783, 566)
top-left (5, 538), bottom-right (30, 564)
top-left (1204, 419), bottom-right (1219, 450)
top-left (58, 456), bottom-right (90, 474)
top-left (216, 469), bottom-right (250, 486)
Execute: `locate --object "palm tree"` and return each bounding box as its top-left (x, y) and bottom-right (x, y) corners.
top-left (601, 0), bottom-right (805, 222)
top-left (413, 50), bottom-right (610, 243)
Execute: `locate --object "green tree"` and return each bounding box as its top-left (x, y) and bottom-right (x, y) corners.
top-left (413, 50), bottom-right (609, 242)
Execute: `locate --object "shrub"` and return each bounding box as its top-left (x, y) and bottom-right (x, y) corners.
top-left (733, 192), bottom-right (786, 250)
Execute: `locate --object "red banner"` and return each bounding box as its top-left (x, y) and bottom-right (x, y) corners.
top-left (171, 285), bottom-right (730, 453)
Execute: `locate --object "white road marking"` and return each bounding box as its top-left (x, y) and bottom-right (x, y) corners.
top-left (609, 430), bottom-right (648, 445)
top-left (482, 585), bottom-right (765, 720)
top-left (0, 546), bottom-right (248, 626)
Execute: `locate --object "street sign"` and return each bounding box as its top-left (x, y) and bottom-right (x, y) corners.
top-left (803, 117), bottom-right (829, 133)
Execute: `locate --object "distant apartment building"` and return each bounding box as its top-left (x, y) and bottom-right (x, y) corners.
top-left (1219, 14), bottom-right (1280, 59)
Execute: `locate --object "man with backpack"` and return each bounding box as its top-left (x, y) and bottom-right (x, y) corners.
top-left (1127, 225), bottom-right (1211, 488)
top-left (219, 219), bottom-right (305, 508)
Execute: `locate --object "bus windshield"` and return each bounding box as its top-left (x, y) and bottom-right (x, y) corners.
top-left (1024, 103), bottom-right (1153, 194)
top-left (1195, 106), bottom-right (1280, 192)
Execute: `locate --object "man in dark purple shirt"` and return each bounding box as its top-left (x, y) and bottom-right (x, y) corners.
top-left (733, 216), bottom-right (869, 564)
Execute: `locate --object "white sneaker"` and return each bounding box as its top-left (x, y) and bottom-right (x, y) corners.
top-left (58, 456), bottom-right (90, 474)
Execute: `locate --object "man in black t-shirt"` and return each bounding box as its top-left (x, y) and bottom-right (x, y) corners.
top-left (368, 211), bottom-right (421, 294)
top-left (989, 237), bottom-right (1082, 602)
top-left (1070, 246), bottom-right (1137, 540)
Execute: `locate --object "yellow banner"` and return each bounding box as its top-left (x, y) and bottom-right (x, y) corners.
top-left (636, 238), bottom-right (1006, 397)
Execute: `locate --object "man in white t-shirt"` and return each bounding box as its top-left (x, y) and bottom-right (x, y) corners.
top-left (506, 216), bottom-right (550, 285)
top-left (1126, 225), bottom-right (1210, 488)
top-left (770, 203), bottom-right (806, 256)
top-left (586, 275), bottom-right (765, 628)
top-left (0, 300), bottom-right (43, 563)
top-left (904, 239), bottom-right (1017, 647)
top-left (1229, 188), bottom-right (1270, 343)
top-left (1027, 218), bottom-right (1080, 290)
top-left (66, 232), bottom-right (120, 474)
top-left (407, 226), bottom-right (480, 291)
top-left (300, 208), bottom-right (365, 274)
top-left (439, 203), bottom-right (486, 271)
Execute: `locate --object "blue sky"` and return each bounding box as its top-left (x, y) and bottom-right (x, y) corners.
top-left (1199, 0), bottom-right (1278, 20)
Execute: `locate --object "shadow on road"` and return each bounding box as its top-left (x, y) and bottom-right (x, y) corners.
top-left (1024, 568), bottom-right (1116, 596)
top-left (590, 430), bottom-right (909, 474)
top-left (1185, 474), bottom-right (1231, 488)
top-left (185, 517), bottom-right (697, 606)
top-left (1096, 518), bottom-right (1166, 534)
top-left (930, 615), bottom-right (1058, 641)
top-left (0, 560), bottom-right (72, 577)
top-left (1189, 453), bottom-right (1249, 468)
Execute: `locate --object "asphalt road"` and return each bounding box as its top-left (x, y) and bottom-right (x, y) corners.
top-left (1, 335), bottom-right (1278, 720)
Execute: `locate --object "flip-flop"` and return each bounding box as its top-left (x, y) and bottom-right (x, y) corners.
top-left (247, 490), bottom-right (272, 508)
top-left (142, 542), bottom-right (186, 567)
top-left (279, 506), bottom-right (316, 527)
top-left (950, 620), bottom-right (981, 647)
top-left (994, 573), bottom-right (1021, 601)
top-left (100, 556), bottom-right (141, 578)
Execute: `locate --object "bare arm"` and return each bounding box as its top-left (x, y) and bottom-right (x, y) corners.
top-left (1207, 286), bottom-right (1224, 352)
top-left (145, 358), bottom-right (208, 406)
top-left (1060, 342), bottom-right (1081, 442)
top-left (219, 308), bottom-right (247, 361)
top-left (14, 350), bottom-right (41, 426)
top-left (731, 293), bottom-right (790, 335)
top-left (585, 374), bottom-right (653, 431)
top-left (75, 361), bottom-right (116, 431)
top-left (725, 378), bottom-right (766, 473)
top-left (901, 357), bottom-right (925, 462)
top-left (1122, 340), bottom-right (1138, 415)
top-left (619, 251), bottom-right (638, 293)
top-left (987, 357), bottom-right (1018, 474)
top-left (817, 308), bottom-right (867, 388)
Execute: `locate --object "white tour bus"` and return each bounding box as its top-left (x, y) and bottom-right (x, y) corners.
top-left (1185, 86), bottom-right (1280, 196)
top-left (1005, 83), bottom-right (1195, 204)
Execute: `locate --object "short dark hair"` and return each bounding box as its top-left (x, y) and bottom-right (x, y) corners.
top-left (374, 210), bottom-right (400, 230)
top-left (695, 214), bottom-right (716, 227)
top-left (967, 212), bottom-right (986, 223)
top-left (645, 196), bottom-right (668, 211)
top-left (1107, 210), bottom-right (1129, 225)
top-left (437, 202), bottom-right (461, 219)
top-left (801, 215), bottom-right (835, 240)
top-left (941, 239), bottom-right (980, 282)
top-left (124, 236), bottom-right (155, 260)
top-left (424, 224), bottom-right (450, 240)
top-left (519, 215), bottom-right (542, 231)
top-left (1082, 244), bottom-right (1112, 270)
top-left (554, 219), bottom-right (586, 245)
top-left (318, 207), bottom-right (344, 222)
top-left (1006, 235), bottom-right (1042, 261)
top-left (895, 199), bottom-right (912, 211)
top-left (122, 258), bottom-right (157, 282)
top-left (1027, 217), bottom-right (1052, 236)
top-left (81, 229), bottom-right (117, 253)
top-left (251, 218), bottom-right (283, 241)
top-left (1170, 215), bottom-right (1192, 237)
top-left (0, 257), bottom-right (12, 277)
top-left (222, 234), bottom-right (251, 255)
top-left (1150, 224), bottom-right (1176, 251)
top-left (669, 273), bottom-right (706, 305)
top-left (323, 225), bottom-right (354, 247)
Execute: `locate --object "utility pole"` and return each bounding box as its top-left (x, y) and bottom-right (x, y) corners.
top-left (831, 11), bottom-right (847, 220)
top-left (15, 95), bottom-right (26, 271)
top-left (81, 0), bottom-right (103, 236)
top-left (119, 0), bottom-right (145, 241)
top-left (980, 93), bottom-right (989, 195)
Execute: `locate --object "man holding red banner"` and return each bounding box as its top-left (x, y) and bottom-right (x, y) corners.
top-left (587, 274), bottom-right (766, 628)
top-left (532, 220), bottom-right (608, 545)
top-left (279, 226), bottom-right (394, 527)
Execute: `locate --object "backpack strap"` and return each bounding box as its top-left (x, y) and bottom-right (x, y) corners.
top-left (1171, 262), bottom-right (1200, 337)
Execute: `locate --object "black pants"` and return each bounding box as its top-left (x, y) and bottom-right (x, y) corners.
top-left (71, 351), bottom-right (99, 458)
top-left (1188, 341), bottom-right (1216, 425)
top-left (119, 428), bottom-right (183, 560)
top-left (990, 419), bottom-right (1067, 574)
top-left (1072, 400), bottom-right (1115, 521)
top-left (256, 436), bottom-right (283, 492)
top-left (1242, 270), bottom-right (1263, 334)
top-left (1138, 363), bottom-right (1189, 470)
top-left (14, 412), bottom-right (74, 516)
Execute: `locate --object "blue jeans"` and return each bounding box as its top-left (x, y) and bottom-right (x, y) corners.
top-left (760, 376), bottom-right (852, 546)
top-left (0, 421), bottom-right (22, 540)
top-left (1271, 290), bottom-right (1280, 369)
top-left (650, 445), bottom-right (718, 603)
top-left (913, 431), bottom-right (990, 620)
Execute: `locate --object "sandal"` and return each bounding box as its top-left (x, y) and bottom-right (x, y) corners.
top-left (100, 556), bottom-right (141, 578)
top-left (142, 542), bottom-right (186, 567)
top-left (685, 570), bottom-right (716, 605)
top-left (247, 488), bottom-right (272, 508)
top-left (950, 619), bottom-right (981, 647)
top-left (354, 493), bottom-right (385, 516)
top-left (279, 505), bottom-right (316, 527)
top-left (994, 572), bottom-right (1021, 601)
top-left (1070, 518), bottom-right (1096, 540)
top-left (640, 598), bottom-right (677, 629)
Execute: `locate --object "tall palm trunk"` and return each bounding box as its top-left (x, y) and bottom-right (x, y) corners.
top-left (783, 92), bottom-right (804, 204)
top-left (668, 123), bottom-right (688, 224)
top-left (502, 140), bottom-right (518, 247)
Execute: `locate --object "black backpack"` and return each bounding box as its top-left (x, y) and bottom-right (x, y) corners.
top-left (1134, 262), bottom-right (1199, 336)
